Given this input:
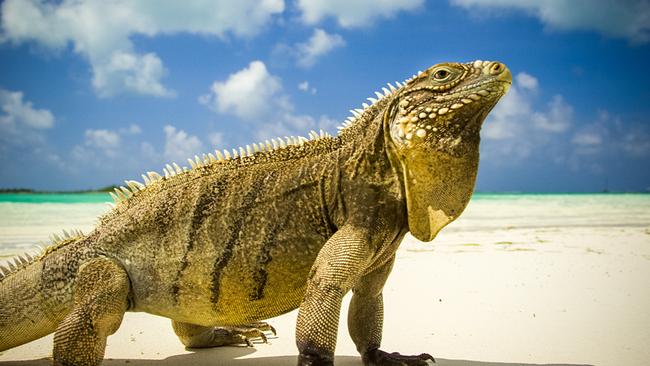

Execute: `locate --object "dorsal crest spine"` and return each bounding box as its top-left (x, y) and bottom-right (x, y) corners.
top-left (0, 229), bottom-right (85, 281)
top-left (102, 72), bottom-right (415, 209)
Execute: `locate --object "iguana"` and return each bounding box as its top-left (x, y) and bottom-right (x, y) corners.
top-left (0, 60), bottom-right (511, 366)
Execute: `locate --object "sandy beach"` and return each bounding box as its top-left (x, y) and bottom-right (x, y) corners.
top-left (1, 194), bottom-right (649, 366)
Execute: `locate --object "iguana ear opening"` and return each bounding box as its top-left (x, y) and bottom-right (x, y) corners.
top-left (398, 147), bottom-right (478, 242)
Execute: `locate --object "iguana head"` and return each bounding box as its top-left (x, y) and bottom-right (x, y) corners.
top-left (385, 60), bottom-right (511, 242)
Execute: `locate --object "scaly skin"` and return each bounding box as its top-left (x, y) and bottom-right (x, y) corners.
top-left (0, 60), bottom-right (511, 365)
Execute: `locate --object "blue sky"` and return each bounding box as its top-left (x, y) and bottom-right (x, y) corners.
top-left (0, 0), bottom-right (649, 192)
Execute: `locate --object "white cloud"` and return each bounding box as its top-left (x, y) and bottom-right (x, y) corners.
top-left (71, 124), bottom-right (142, 165)
top-left (296, 28), bottom-right (345, 67)
top-left (163, 125), bottom-right (203, 162)
top-left (70, 126), bottom-right (162, 177)
top-left (85, 129), bottom-right (120, 148)
top-left (0, 88), bottom-right (54, 129)
top-left (451, 0), bottom-right (650, 43)
top-left (297, 0), bottom-right (424, 27)
top-left (66, 124), bottom-right (209, 184)
top-left (0, 0), bottom-right (285, 97)
top-left (120, 124), bottom-right (142, 135)
top-left (208, 132), bottom-right (224, 147)
top-left (70, 145), bottom-right (92, 164)
top-left (201, 60), bottom-right (338, 140)
top-left (571, 127), bottom-right (605, 156)
top-left (621, 130), bottom-right (650, 157)
top-left (71, 128), bottom-right (122, 165)
top-left (93, 51), bottom-right (173, 98)
top-left (256, 114), bottom-right (339, 141)
top-left (559, 110), bottom-right (650, 173)
top-left (316, 115), bottom-right (339, 131)
top-left (571, 110), bottom-right (650, 158)
top-left (515, 72), bottom-right (538, 91)
top-left (0, 88), bottom-right (54, 152)
top-left (140, 141), bottom-right (157, 161)
top-left (483, 76), bottom-right (649, 174)
top-left (531, 95), bottom-right (572, 133)
top-left (481, 71), bottom-right (574, 163)
top-left (199, 60), bottom-right (282, 120)
top-left (572, 131), bottom-right (602, 147)
top-left (482, 82), bottom-right (530, 140)
top-left (80, 125), bottom-right (146, 159)
top-left (484, 72), bottom-right (571, 141)
top-left (298, 81), bottom-right (317, 94)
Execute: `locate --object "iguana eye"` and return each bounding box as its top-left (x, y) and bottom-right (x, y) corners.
top-left (433, 69), bottom-right (450, 81)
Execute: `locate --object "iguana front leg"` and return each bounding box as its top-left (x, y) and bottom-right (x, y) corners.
top-left (348, 256), bottom-right (435, 366)
top-left (296, 225), bottom-right (374, 366)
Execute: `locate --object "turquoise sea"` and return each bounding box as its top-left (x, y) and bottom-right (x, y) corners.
top-left (0, 193), bottom-right (111, 204)
top-left (1, 193), bottom-right (649, 258)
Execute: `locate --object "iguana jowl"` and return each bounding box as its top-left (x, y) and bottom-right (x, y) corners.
top-left (0, 60), bottom-right (511, 365)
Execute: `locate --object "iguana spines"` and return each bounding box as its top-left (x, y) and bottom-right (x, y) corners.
top-left (99, 70), bottom-right (411, 212)
top-left (0, 229), bottom-right (85, 282)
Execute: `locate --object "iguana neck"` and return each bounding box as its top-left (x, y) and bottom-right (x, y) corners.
top-left (326, 95), bottom-right (408, 229)
top-left (341, 89), bottom-right (482, 242)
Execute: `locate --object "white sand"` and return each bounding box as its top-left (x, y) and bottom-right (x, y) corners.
top-left (1, 195), bottom-right (649, 365)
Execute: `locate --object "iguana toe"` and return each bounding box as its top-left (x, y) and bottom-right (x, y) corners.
top-left (241, 321), bottom-right (277, 336)
top-left (222, 322), bottom-right (277, 346)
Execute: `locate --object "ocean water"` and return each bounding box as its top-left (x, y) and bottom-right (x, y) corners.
top-left (0, 194), bottom-right (111, 257)
top-left (1, 193), bottom-right (649, 258)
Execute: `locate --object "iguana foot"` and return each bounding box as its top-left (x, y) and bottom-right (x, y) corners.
top-left (240, 321), bottom-right (277, 336)
top-left (221, 322), bottom-right (277, 346)
top-left (363, 349), bottom-right (435, 366)
top-left (172, 320), bottom-right (276, 348)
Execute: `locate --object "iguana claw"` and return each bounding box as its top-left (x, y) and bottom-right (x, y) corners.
top-left (225, 321), bottom-right (276, 346)
top-left (243, 321), bottom-right (277, 336)
top-left (363, 348), bottom-right (435, 366)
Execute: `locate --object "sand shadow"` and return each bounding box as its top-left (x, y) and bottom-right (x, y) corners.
top-left (0, 346), bottom-right (595, 366)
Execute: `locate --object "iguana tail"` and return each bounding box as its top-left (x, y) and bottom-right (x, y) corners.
top-left (0, 232), bottom-right (91, 351)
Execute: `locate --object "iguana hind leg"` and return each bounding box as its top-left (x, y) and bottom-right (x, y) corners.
top-left (53, 257), bottom-right (130, 366)
top-left (172, 320), bottom-right (276, 348)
